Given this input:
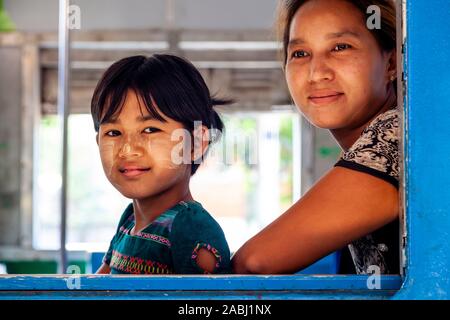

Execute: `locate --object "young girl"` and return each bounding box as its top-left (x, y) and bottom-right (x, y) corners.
top-left (232, 0), bottom-right (400, 274)
top-left (92, 54), bottom-right (231, 274)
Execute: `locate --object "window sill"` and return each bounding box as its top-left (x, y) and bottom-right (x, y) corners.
top-left (0, 274), bottom-right (402, 299)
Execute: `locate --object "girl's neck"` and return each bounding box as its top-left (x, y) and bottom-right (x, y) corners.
top-left (131, 184), bottom-right (194, 234)
top-left (331, 86), bottom-right (397, 151)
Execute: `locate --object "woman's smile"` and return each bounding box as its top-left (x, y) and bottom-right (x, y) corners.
top-left (308, 90), bottom-right (344, 106)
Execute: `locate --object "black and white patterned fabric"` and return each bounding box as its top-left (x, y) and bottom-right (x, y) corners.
top-left (335, 106), bottom-right (400, 274)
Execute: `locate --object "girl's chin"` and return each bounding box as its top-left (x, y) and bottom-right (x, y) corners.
top-left (113, 186), bottom-right (157, 200)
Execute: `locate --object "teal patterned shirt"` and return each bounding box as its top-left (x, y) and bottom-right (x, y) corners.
top-left (103, 201), bottom-right (231, 274)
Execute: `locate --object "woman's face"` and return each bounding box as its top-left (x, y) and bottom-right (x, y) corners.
top-left (285, 0), bottom-right (395, 129)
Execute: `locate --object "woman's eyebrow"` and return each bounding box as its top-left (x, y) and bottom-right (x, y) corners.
top-left (325, 30), bottom-right (362, 40)
top-left (288, 30), bottom-right (362, 47)
top-left (288, 38), bottom-right (306, 47)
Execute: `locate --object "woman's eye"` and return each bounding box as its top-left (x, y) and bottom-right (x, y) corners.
top-left (333, 43), bottom-right (352, 52)
top-left (105, 130), bottom-right (121, 137)
top-left (143, 127), bottom-right (161, 134)
top-left (291, 50), bottom-right (309, 59)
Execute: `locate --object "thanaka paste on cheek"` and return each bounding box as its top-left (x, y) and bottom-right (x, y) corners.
top-left (99, 140), bottom-right (115, 177)
top-left (148, 135), bottom-right (186, 170)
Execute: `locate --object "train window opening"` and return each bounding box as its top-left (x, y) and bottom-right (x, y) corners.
top-left (0, 0), bottom-right (416, 299)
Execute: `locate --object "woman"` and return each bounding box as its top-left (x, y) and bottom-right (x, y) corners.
top-left (232, 0), bottom-right (400, 275)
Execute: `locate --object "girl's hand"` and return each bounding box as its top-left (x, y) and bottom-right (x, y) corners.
top-left (95, 263), bottom-right (111, 274)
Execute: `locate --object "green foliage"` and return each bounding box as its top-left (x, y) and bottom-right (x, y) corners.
top-left (0, 1), bottom-right (16, 32)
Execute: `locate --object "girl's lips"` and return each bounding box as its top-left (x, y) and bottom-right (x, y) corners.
top-left (119, 167), bottom-right (150, 178)
top-left (308, 93), bottom-right (344, 105)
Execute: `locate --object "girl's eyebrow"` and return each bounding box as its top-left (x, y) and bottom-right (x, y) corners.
top-left (101, 118), bottom-right (119, 125)
top-left (137, 114), bottom-right (157, 122)
top-left (101, 114), bottom-right (157, 125)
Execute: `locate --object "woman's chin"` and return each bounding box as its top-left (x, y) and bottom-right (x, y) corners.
top-left (306, 116), bottom-right (345, 130)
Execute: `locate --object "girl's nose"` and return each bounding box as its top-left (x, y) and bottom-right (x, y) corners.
top-left (118, 140), bottom-right (144, 159)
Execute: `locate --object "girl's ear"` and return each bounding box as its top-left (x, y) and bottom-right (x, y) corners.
top-left (96, 133), bottom-right (99, 146)
top-left (191, 125), bottom-right (210, 163)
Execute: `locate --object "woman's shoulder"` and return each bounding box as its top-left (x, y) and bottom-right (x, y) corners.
top-left (366, 106), bottom-right (400, 131)
top-left (350, 106), bottom-right (400, 154)
top-left (335, 106), bottom-right (400, 188)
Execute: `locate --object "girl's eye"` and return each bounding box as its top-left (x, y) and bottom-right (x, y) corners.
top-left (143, 127), bottom-right (161, 134)
top-left (333, 43), bottom-right (352, 52)
top-left (291, 50), bottom-right (309, 59)
top-left (105, 130), bottom-right (121, 137)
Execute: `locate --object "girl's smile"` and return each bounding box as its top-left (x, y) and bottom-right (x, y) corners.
top-left (118, 163), bottom-right (151, 178)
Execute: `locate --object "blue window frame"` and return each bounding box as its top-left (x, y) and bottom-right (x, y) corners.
top-left (1, 0), bottom-right (449, 300)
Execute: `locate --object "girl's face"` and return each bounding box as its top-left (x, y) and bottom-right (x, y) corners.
top-left (285, 0), bottom-right (395, 129)
top-left (97, 91), bottom-right (191, 200)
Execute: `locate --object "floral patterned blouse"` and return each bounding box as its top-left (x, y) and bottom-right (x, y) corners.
top-left (335, 106), bottom-right (400, 274)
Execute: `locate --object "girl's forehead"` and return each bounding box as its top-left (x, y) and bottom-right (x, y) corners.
top-left (101, 91), bottom-right (186, 130)
top-left (107, 91), bottom-right (163, 120)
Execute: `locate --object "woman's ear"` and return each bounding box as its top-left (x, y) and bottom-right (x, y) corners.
top-left (96, 133), bottom-right (99, 146)
top-left (386, 49), bottom-right (397, 82)
top-left (191, 125), bottom-right (210, 163)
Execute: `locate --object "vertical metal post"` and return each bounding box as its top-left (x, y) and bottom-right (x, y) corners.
top-left (165, 0), bottom-right (180, 54)
top-left (397, 0), bottom-right (407, 279)
top-left (57, 0), bottom-right (70, 274)
top-left (393, 0), bottom-right (450, 299)
top-left (292, 113), bottom-right (301, 201)
top-left (300, 117), bottom-right (315, 196)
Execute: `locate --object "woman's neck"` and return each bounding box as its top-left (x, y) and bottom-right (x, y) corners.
top-left (131, 183), bottom-right (193, 234)
top-left (330, 86), bottom-right (397, 151)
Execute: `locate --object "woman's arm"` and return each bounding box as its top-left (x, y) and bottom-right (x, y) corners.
top-left (96, 263), bottom-right (111, 274)
top-left (231, 166), bottom-right (399, 274)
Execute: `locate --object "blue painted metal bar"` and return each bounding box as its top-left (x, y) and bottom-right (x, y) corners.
top-left (0, 275), bottom-right (401, 291)
top-left (393, 0), bottom-right (450, 299)
top-left (0, 290), bottom-right (397, 300)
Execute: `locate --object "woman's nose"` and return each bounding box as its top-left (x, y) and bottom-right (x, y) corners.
top-left (308, 56), bottom-right (334, 83)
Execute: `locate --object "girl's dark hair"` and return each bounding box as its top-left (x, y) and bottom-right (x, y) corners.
top-left (277, 0), bottom-right (397, 65)
top-left (91, 54), bottom-right (231, 175)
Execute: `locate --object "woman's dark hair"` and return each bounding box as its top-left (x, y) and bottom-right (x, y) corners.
top-left (277, 0), bottom-right (397, 65)
top-left (91, 54), bottom-right (231, 174)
